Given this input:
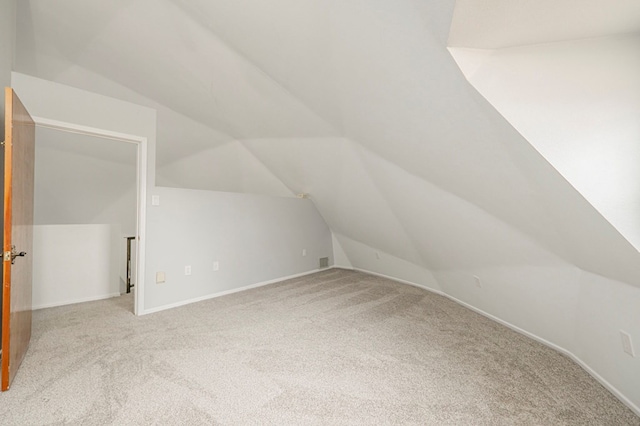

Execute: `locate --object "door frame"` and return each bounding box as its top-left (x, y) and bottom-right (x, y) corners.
top-left (31, 116), bottom-right (147, 315)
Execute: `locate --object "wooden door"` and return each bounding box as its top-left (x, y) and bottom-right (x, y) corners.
top-left (1, 88), bottom-right (35, 391)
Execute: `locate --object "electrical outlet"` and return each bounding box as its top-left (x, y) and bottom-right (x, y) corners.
top-left (156, 272), bottom-right (166, 284)
top-left (302, 249), bottom-right (307, 257)
top-left (473, 275), bottom-right (482, 288)
top-left (185, 265), bottom-right (192, 276)
top-left (213, 261), bottom-right (219, 271)
top-left (620, 331), bottom-right (635, 357)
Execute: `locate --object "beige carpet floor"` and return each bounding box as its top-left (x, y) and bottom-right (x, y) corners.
top-left (0, 268), bottom-right (638, 425)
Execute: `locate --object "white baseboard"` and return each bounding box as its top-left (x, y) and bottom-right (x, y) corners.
top-left (351, 266), bottom-right (640, 418)
top-left (140, 268), bottom-right (326, 316)
top-left (33, 292), bottom-right (122, 310)
top-left (331, 264), bottom-right (354, 271)
top-left (351, 267), bottom-right (444, 295)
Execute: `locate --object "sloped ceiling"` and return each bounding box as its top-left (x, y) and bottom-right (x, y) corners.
top-left (15, 0), bottom-right (640, 287)
top-left (449, 35), bottom-right (640, 250)
top-left (34, 127), bottom-right (137, 230)
top-left (449, 0), bottom-right (640, 48)
top-left (448, 1), bottom-right (640, 252)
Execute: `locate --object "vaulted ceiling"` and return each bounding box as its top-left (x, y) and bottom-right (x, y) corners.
top-left (15, 0), bottom-right (640, 287)
top-left (448, 0), bottom-right (640, 48)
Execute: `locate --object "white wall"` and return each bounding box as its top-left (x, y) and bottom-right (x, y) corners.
top-left (32, 224), bottom-right (120, 309)
top-left (0, 0), bottom-right (17, 343)
top-left (334, 234), bottom-right (439, 291)
top-left (450, 35), bottom-right (640, 250)
top-left (11, 73), bottom-right (334, 317)
top-left (34, 126), bottom-right (137, 294)
top-left (144, 187), bottom-right (333, 311)
top-left (573, 271), bottom-right (640, 406)
top-left (0, 0), bottom-right (16, 140)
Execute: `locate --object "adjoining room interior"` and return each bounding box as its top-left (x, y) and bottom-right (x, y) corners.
top-left (0, 0), bottom-right (639, 423)
top-left (32, 126), bottom-right (138, 312)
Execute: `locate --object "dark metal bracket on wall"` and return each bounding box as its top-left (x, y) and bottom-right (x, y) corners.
top-left (125, 236), bottom-right (136, 294)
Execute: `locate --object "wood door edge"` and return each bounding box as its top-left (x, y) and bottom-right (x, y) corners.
top-left (1, 87), bottom-right (14, 391)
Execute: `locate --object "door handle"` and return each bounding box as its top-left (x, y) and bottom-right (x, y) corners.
top-left (3, 246), bottom-right (27, 264)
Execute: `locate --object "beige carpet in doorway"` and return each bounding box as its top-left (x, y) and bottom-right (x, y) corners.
top-left (0, 268), bottom-right (638, 425)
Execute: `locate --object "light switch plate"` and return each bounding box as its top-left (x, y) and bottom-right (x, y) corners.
top-left (473, 275), bottom-right (482, 288)
top-left (156, 272), bottom-right (166, 283)
top-left (152, 195), bottom-right (160, 206)
top-left (621, 330), bottom-right (635, 357)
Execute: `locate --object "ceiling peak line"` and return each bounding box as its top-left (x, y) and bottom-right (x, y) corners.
top-left (349, 139), bottom-right (435, 270)
top-left (348, 138), bottom-right (580, 268)
top-left (169, 1), bottom-right (343, 138)
top-left (236, 140), bottom-right (297, 197)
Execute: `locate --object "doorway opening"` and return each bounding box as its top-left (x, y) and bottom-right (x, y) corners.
top-left (31, 117), bottom-right (147, 315)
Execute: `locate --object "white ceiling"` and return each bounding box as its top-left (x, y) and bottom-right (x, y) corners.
top-left (18, 0), bottom-right (338, 143)
top-left (14, 0), bottom-right (640, 287)
top-left (449, 0), bottom-right (640, 49)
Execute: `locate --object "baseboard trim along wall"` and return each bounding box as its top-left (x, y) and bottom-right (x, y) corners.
top-left (33, 292), bottom-right (122, 311)
top-left (351, 267), bottom-right (445, 296)
top-left (348, 266), bottom-right (640, 417)
top-left (140, 268), bottom-right (327, 316)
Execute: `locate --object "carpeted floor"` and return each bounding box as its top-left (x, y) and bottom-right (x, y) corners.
top-left (0, 268), bottom-right (638, 425)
